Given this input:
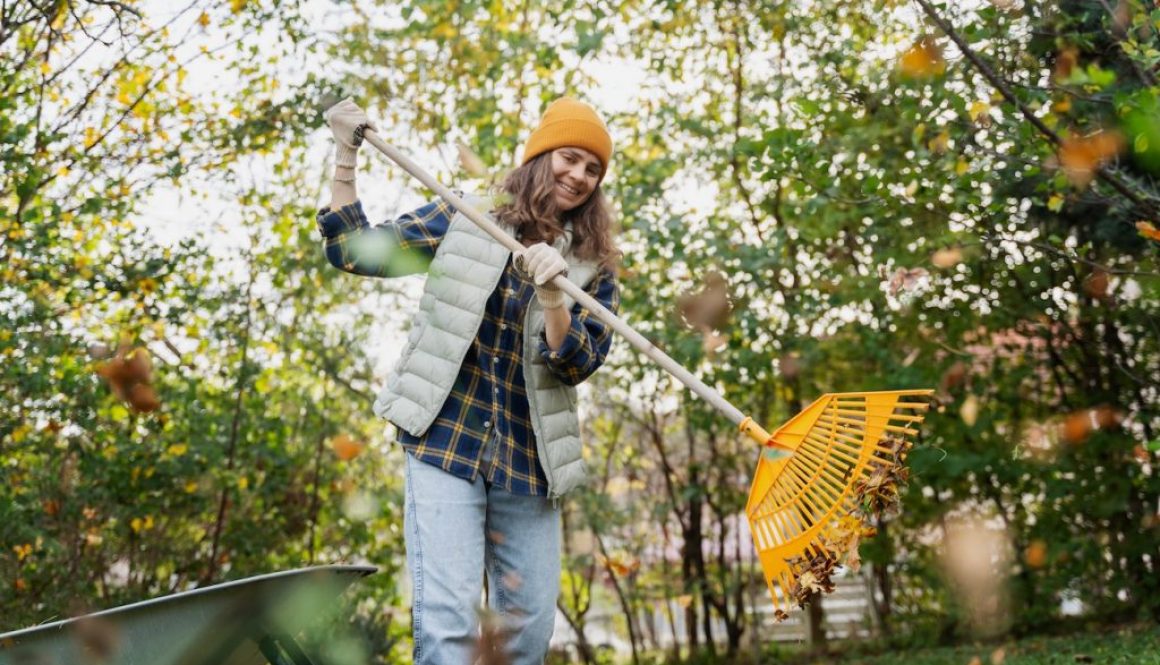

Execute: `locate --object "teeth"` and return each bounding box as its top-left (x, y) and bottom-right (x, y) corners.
top-left (558, 182), bottom-right (579, 195)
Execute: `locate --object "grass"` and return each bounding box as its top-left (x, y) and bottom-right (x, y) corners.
top-left (786, 623), bottom-right (1160, 665)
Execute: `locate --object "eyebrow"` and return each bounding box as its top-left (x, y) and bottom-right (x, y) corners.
top-left (563, 149), bottom-right (601, 172)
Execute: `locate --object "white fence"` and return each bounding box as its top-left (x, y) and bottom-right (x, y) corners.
top-left (551, 572), bottom-right (880, 656)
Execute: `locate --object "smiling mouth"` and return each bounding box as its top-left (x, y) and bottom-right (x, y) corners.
top-left (557, 181), bottom-right (581, 196)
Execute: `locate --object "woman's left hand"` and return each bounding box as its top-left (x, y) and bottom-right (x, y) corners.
top-left (517, 243), bottom-right (567, 309)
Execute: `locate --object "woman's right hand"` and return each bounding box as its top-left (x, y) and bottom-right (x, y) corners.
top-left (324, 98), bottom-right (377, 167)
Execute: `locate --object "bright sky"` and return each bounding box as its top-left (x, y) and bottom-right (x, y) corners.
top-left (131, 0), bottom-right (673, 385)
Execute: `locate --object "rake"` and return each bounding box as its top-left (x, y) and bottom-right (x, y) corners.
top-left (360, 129), bottom-right (934, 613)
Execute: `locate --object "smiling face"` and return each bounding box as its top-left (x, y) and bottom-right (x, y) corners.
top-left (550, 147), bottom-right (602, 211)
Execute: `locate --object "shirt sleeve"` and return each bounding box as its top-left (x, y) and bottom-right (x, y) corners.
top-left (538, 268), bottom-right (620, 386)
top-left (316, 198), bottom-right (456, 277)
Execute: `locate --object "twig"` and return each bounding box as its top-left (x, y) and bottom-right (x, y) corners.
top-left (912, 0), bottom-right (1160, 221)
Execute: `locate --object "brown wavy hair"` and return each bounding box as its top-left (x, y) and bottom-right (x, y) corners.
top-left (492, 152), bottom-right (619, 270)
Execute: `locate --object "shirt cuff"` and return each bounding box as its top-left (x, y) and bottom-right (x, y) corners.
top-left (538, 314), bottom-right (585, 366)
top-left (316, 200), bottom-right (369, 238)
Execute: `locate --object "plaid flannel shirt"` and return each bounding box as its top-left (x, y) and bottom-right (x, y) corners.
top-left (317, 199), bottom-right (619, 496)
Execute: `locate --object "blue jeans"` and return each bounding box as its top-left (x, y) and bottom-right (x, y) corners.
top-left (403, 448), bottom-right (561, 665)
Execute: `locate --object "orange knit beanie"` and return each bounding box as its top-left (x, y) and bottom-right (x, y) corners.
top-left (521, 97), bottom-right (612, 180)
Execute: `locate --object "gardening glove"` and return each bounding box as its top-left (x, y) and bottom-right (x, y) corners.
top-left (517, 243), bottom-right (568, 309)
top-left (324, 97), bottom-right (376, 168)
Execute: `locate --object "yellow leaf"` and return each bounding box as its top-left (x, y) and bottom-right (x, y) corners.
top-left (167, 443), bottom-right (188, 457)
top-left (230, 0), bottom-right (247, 12)
top-left (968, 100), bottom-right (989, 122)
top-left (675, 594), bottom-right (693, 608)
top-left (960, 394), bottom-right (980, 427)
top-left (197, 12), bottom-right (210, 28)
top-left (927, 130), bottom-right (950, 154)
top-left (955, 158), bottom-right (969, 175)
top-left (237, 476), bottom-right (249, 490)
top-left (899, 38), bottom-right (946, 78)
top-left (930, 247), bottom-right (963, 268)
top-left (1047, 194), bottom-right (1065, 212)
top-left (184, 480), bottom-right (198, 493)
top-left (1052, 96), bottom-right (1072, 114)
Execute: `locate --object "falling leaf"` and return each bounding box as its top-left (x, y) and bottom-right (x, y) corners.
top-left (960, 394), bottom-right (980, 426)
top-left (931, 247), bottom-right (963, 268)
top-left (677, 271), bottom-right (732, 331)
top-left (701, 330), bottom-right (728, 356)
top-left (1093, 406), bottom-right (1123, 429)
top-left (928, 130), bottom-right (950, 153)
top-left (899, 38), bottom-right (946, 78)
top-left (1136, 221), bottom-right (1160, 242)
top-left (126, 383), bottom-right (160, 413)
top-left (902, 348), bottom-right (921, 366)
top-left (456, 142), bottom-right (489, 178)
top-left (1082, 270), bottom-right (1109, 299)
top-left (1058, 131), bottom-right (1125, 188)
top-left (1054, 47), bottom-right (1079, 81)
top-left (886, 267), bottom-right (929, 296)
top-left (941, 361), bottom-right (968, 392)
top-left (597, 553), bottom-right (640, 577)
top-left (773, 609), bottom-right (790, 623)
top-left (1060, 411), bottom-right (1093, 444)
top-left (1024, 540), bottom-right (1047, 569)
top-left (331, 434), bottom-right (364, 461)
top-left (675, 594), bottom-right (693, 608)
top-left (501, 571), bottom-right (523, 591)
top-left (779, 354), bottom-right (801, 379)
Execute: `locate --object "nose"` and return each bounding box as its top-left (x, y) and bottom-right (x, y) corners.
top-left (567, 163), bottom-right (587, 185)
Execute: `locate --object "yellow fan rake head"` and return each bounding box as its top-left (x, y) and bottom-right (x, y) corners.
top-left (743, 390), bottom-right (934, 612)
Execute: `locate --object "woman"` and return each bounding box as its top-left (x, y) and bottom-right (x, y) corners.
top-left (318, 97), bottom-right (620, 665)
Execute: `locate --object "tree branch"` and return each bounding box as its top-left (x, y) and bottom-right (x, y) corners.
top-left (913, 0), bottom-right (1160, 221)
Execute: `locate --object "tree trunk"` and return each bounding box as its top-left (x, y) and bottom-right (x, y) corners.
top-left (806, 596), bottom-right (826, 649)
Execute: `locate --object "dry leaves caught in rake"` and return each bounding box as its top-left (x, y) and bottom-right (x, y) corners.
top-left (780, 436), bottom-right (913, 615)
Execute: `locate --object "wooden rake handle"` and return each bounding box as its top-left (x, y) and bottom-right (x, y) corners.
top-left (361, 130), bottom-right (778, 449)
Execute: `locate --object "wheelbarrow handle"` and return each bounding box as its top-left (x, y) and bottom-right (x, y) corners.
top-left (361, 130), bottom-right (778, 449)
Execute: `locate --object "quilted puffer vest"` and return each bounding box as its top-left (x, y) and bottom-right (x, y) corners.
top-left (373, 194), bottom-right (599, 498)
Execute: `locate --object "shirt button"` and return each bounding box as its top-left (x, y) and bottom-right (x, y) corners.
top-left (500, 323), bottom-right (507, 331)
top-left (483, 420), bottom-right (491, 429)
top-left (492, 356), bottom-right (499, 364)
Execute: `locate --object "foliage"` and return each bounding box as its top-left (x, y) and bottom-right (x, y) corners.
top-left (3, 0), bottom-right (1159, 662)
